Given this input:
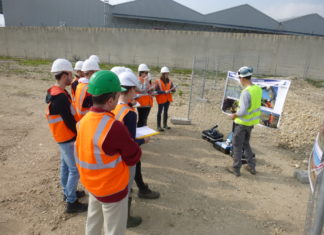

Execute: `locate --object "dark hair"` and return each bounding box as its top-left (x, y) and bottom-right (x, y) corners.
top-left (139, 71), bottom-right (148, 76)
top-left (121, 86), bottom-right (135, 94)
top-left (160, 73), bottom-right (169, 83)
top-left (243, 75), bottom-right (252, 80)
top-left (92, 92), bottom-right (117, 105)
top-left (54, 72), bottom-right (68, 80)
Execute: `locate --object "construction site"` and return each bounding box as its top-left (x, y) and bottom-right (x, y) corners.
top-left (1, 0), bottom-right (324, 234)
top-left (0, 54), bottom-right (323, 234)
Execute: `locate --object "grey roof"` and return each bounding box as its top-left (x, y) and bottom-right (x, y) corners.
top-left (111, 0), bottom-right (205, 24)
top-left (112, 1), bottom-right (280, 32)
top-left (281, 14), bottom-right (324, 35)
top-left (203, 4), bottom-right (279, 31)
top-left (3, 0), bottom-right (105, 27)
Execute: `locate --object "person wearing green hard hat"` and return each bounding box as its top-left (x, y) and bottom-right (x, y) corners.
top-left (75, 70), bottom-right (142, 235)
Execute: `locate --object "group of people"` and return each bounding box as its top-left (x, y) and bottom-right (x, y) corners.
top-left (45, 55), bottom-right (176, 234)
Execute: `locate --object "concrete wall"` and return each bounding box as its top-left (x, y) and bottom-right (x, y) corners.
top-left (0, 27), bottom-right (324, 79)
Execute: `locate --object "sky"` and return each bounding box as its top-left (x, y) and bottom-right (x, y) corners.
top-left (108, 0), bottom-right (324, 20)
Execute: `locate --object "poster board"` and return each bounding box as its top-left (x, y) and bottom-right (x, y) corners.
top-left (309, 132), bottom-right (324, 193)
top-left (221, 71), bottom-right (291, 128)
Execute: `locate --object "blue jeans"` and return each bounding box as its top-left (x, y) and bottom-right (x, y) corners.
top-left (58, 141), bottom-right (79, 203)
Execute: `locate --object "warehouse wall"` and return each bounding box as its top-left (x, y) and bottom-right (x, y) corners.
top-left (0, 27), bottom-right (323, 79)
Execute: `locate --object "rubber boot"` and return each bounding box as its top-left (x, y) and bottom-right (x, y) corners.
top-left (127, 197), bottom-right (142, 228)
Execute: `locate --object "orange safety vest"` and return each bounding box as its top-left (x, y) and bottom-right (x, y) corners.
top-left (75, 111), bottom-right (129, 197)
top-left (70, 76), bottom-right (79, 102)
top-left (136, 77), bottom-right (153, 107)
top-left (75, 82), bottom-right (91, 120)
top-left (155, 79), bottom-right (173, 104)
top-left (112, 103), bottom-right (135, 123)
top-left (45, 86), bottom-right (78, 143)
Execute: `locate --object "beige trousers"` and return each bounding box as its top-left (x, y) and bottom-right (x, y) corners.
top-left (85, 193), bottom-right (128, 235)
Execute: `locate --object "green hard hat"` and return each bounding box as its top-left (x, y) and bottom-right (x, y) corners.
top-left (88, 70), bottom-right (126, 95)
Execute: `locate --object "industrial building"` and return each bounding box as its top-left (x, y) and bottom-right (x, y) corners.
top-left (2, 0), bottom-right (324, 36)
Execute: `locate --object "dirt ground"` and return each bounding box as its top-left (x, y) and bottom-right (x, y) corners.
top-left (0, 59), bottom-right (322, 235)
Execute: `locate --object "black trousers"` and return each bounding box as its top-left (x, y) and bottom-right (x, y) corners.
top-left (134, 161), bottom-right (146, 190)
top-left (137, 107), bottom-right (151, 127)
top-left (157, 102), bottom-right (170, 127)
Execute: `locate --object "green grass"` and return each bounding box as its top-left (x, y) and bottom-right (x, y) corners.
top-left (18, 59), bottom-right (52, 66)
top-left (305, 78), bottom-right (324, 88)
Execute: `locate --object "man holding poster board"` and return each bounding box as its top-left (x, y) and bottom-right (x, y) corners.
top-left (226, 66), bottom-right (262, 177)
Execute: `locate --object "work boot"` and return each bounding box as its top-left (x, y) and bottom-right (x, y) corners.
top-left (244, 165), bottom-right (256, 175)
top-left (65, 200), bottom-right (88, 214)
top-left (127, 197), bottom-right (142, 228)
top-left (138, 184), bottom-right (160, 199)
top-left (157, 126), bottom-right (164, 132)
top-left (63, 190), bottom-right (86, 202)
top-left (226, 166), bottom-right (241, 177)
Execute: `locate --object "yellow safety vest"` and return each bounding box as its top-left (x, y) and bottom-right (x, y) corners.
top-left (234, 85), bottom-right (262, 126)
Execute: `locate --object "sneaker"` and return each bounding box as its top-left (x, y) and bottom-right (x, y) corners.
top-left (138, 184), bottom-right (160, 199)
top-left (244, 165), bottom-right (256, 175)
top-left (226, 166), bottom-right (241, 177)
top-left (63, 190), bottom-right (86, 202)
top-left (163, 125), bottom-right (171, 130)
top-left (65, 200), bottom-right (88, 214)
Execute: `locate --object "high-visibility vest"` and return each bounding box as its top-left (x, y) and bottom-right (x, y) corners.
top-left (75, 82), bottom-right (91, 120)
top-left (136, 77), bottom-right (153, 107)
top-left (75, 111), bottom-right (129, 197)
top-left (155, 79), bottom-right (173, 104)
top-left (70, 76), bottom-right (79, 102)
top-left (234, 85), bottom-right (262, 126)
top-left (112, 103), bottom-right (135, 123)
top-left (45, 86), bottom-right (78, 143)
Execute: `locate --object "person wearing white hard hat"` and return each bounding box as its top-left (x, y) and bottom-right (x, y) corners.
top-left (70, 61), bottom-right (84, 102)
top-left (226, 66), bottom-right (261, 177)
top-left (155, 66), bottom-right (176, 131)
top-left (45, 58), bottom-right (87, 213)
top-left (88, 55), bottom-right (100, 64)
top-left (74, 59), bottom-right (100, 119)
top-left (136, 64), bottom-right (154, 128)
top-left (112, 70), bottom-right (152, 228)
top-left (111, 66), bottom-right (126, 76)
top-left (112, 70), bottom-right (160, 202)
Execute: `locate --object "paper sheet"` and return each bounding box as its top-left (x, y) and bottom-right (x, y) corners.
top-left (136, 126), bottom-right (160, 139)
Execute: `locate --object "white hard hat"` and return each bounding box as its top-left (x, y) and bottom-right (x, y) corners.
top-left (119, 71), bottom-right (141, 88)
top-left (111, 66), bottom-right (126, 76)
top-left (82, 59), bottom-right (100, 72)
top-left (138, 64), bottom-right (150, 72)
top-left (160, 66), bottom-right (170, 73)
top-left (237, 66), bottom-right (253, 78)
top-left (51, 58), bottom-right (73, 73)
top-left (74, 61), bottom-right (84, 71)
top-left (88, 55), bottom-right (100, 63)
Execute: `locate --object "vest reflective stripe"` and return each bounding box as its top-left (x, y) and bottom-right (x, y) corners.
top-left (75, 112), bottom-right (129, 197)
top-left (74, 115), bottom-right (123, 170)
top-left (112, 104), bottom-right (134, 122)
top-left (235, 85), bottom-right (262, 126)
top-left (46, 103), bottom-right (77, 143)
top-left (115, 106), bottom-right (129, 121)
top-left (47, 116), bottom-right (63, 124)
top-left (155, 80), bottom-right (173, 104)
top-left (75, 83), bottom-right (90, 119)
